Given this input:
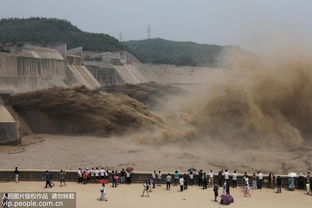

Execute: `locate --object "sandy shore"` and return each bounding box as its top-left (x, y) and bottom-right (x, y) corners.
top-left (0, 181), bottom-right (311, 208)
top-left (0, 134), bottom-right (311, 173)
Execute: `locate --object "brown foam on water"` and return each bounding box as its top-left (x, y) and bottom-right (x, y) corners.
top-left (11, 86), bottom-right (162, 136)
top-left (137, 49), bottom-right (312, 148)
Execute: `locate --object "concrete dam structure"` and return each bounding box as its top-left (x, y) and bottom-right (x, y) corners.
top-left (0, 45), bottom-right (66, 91)
top-left (0, 98), bottom-right (19, 145)
top-left (83, 50), bottom-right (215, 90)
top-left (0, 44), bottom-right (100, 92)
top-left (0, 44), bottom-right (214, 145)
top-left (114, 64), bottom-right (147, 84)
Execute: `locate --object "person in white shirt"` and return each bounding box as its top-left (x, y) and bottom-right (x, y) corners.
top-left (77, 168), bottom-right (82, 183)
top-left (179, 177), bottom-right (184, 192)
top-left (189, 171), bottom-right (194, 185)
top-left (126, 171), bottom-right (131, 184)
top-left (222, 181), bottom-right (227, 195)
top-left (209, 170), bottom-right (214, 187)
top-left (243, 177), bottom-right (251, 197)
top-left (257, 171), bottom-right (263, 189)
top-left (232, 170), bottom-right (238, 188)
top-left (104, 170), bottom-right (109, 179)
top-left (100, 168), bottom-right (105, 179)
top-left (95, 167), bottom-right (100, 181)
top-left (157, 171), bottom-right (162, 186)
top-left (14, 167), bottom-right (19, 183)
top-left (152, 171), bottom-right (156, 188)
top-left (166, 173), bottom-right (172, 190)
top-left (99, 184), bottom-right (107, 201)
top-left (223, 169), bottom-right (230, 184)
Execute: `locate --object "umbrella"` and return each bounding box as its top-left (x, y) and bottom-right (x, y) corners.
top-left (98, 179), bottom-right (109, 184)
top-left (288, 172), bottom-right (297, 177)
top-left (126, 167), bottom-right (134, 172)
top-left (188, 168), bottom-right (197, 172)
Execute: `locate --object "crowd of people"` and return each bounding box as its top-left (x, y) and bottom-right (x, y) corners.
top-left (11, 167), bottom-right (312, 204)
top-left (75, 167), bottom-right (132, 185)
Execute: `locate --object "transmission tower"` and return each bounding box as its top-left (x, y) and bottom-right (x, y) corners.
top-left (147, 24), bottom-right (151, 39)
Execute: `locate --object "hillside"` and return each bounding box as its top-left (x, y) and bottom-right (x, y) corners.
top-left (0, 17), bottom-right (128, 52)
top-left (125, 38), bottom-right (237, 66)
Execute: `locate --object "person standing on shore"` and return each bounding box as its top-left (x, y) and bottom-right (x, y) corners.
top-left (232, 170), bottom-right (238, 188)
top-left (126, 170), bottom-right (131, 184)
top-left (183, 174), bottom-right (188, 190)
top-left (86, 168), bottom-right (90, 183)
top-left (99, 183), bottom-right (108, 201)
top-left (59, 170), bottom-right (66, 187)
top-left (152, 171), bottom-right (156, 188)
top-left (218, 170), bottom-right (223, 186)
top-left (157, 171), bottom-right (162, 186)
top-left (77, 168), bottom-right (82, 183)
top-left (298, 173), bottom-right (305, 190)
top-left (166, 173), bottom-right (172, 190)
top-left (222, 181), bottom-right (227, 195)
top-left (213, 183), bottom-right (219, 202)
top-left (252, 173), bottom-right (257, 189)
top-left (112, 171), bottom-right (118, 188)
top-left (120, 168), bottom-right (125, 183)
top-left (268, 172), bottom-right (275, 189)
top-left (202, 173), bottom-right (208, 190)
top-left (198, 170), bottom-right (203, 186)
top-left (307, 172), bottom-right (311, 188)
top-left (83, 170), bottom-right (89, 184)
top-left (257, 171), bottom-right (263, 189)
top-left (276, 175), bottom-right (282, 193)
top-left (174, 171), bottom-right (180, 186)
top-left (306, 182), bottom-right (311, 195)
top-left (209, 170), bottom-right (214, 187)
top-left (90, 168), bottom-right (95, 183)
top-left (223, 169), bottom-right (230, 185)
top-left (95, 167), bottom-right (99, 181)
top-left (100, 168), bottom-right (105, 180)
top-left (14, 167), bottom-right (19, 183)
top-left (179, 176), bottom-right (184, 192)
top-left (189, 171), bottom-right (194, 185)
top-left (104, 170), bottom-right (109, 180)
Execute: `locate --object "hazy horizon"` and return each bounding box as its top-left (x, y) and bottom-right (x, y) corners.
top-left (1, 0), bottom-right (312, 52)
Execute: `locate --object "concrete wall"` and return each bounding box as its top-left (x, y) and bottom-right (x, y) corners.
top-left (0, 122), bottom-right (19, 145)
top-left (0, 52), bottom-right (18, 76)
top-left (86, 64), bottom-right (124, 86)
top-left (66, 65), bottom-right (100, 89)
top-left (0, 52), bottom-right (67, 90)
top-left (0, 170), bottom-right (300, 188)
top-left (0, 106), bottom-right (19, 145)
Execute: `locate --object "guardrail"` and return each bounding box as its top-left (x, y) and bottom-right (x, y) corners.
top-left (0, 169), bottom-right (304, 189)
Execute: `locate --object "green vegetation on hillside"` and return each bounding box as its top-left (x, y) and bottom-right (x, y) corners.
top-left (125, 38), bottom-right (231, 66)
top-left (0, 18), bottom-right (242, 66)
top-left (0, 17), bottom-right (128, 52)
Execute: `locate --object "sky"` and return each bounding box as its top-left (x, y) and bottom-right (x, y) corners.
top-left (1, 0), bottom-right (312, 52)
